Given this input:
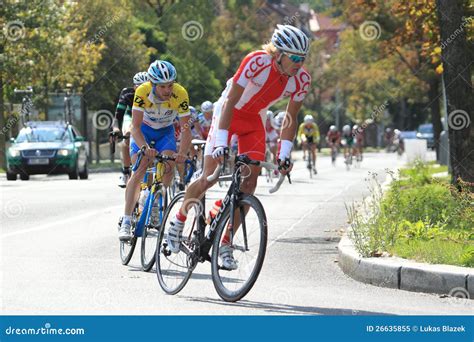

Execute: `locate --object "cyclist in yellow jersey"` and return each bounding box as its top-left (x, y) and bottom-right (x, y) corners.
top-left (297, 115), bottom-right (319, 174)
top-left (118, 60), bottom-right (192, 242)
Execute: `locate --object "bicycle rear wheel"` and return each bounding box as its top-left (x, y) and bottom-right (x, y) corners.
top-left (211, 194), bottom-right (267, 302)
top-left (141, 189), bottom-right (166, 272)
top-left (155, 192), bottom-right (200, 295)
top-left (120, 206), bottom-right (138, 265)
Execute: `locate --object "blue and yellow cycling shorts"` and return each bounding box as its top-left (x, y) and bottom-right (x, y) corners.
top-left (130, 123), bottom-right (177, 156)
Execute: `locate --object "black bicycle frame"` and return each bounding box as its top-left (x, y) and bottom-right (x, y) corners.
top-left (196, 156), bottom-right (247, 262)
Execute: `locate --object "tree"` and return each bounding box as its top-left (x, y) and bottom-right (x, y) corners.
top-left (436, 0), bottom-right (473, 184)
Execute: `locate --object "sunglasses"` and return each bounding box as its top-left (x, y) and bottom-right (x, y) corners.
top-left (284, 52), bottom-right (306, 63)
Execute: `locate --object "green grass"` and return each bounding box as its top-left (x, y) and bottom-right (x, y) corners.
top-left (348, 160), bottom-right (473, 267)
top-left (390, 239), bottom-right (474, 267)
top-left (0, 168), bottom-right (5, 174)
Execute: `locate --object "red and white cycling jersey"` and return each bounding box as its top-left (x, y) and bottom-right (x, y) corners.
top-left (231, 50), bottom-right (311, 117)
top-left (205, 50), bottom-right (311, 160)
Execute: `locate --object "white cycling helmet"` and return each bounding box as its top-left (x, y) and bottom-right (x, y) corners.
top-left (304, 115), bottom-right (313, 123)
top-left (133, 71), bottom-right (149, 85)
top-left (273, 111), bottom-right (286, 130)
top-left (271, 24), bottom-right (310, 56)
top-left (394, 129), bottom-right (400, 135)
top-left (201, 100), bottom-right (213, 113)
top-left (353, 124), bottom-right (359, 131)
top-left (343, 125), bottom-right (351, 133)
top-left (266, 110), bottom-right (274, 118)
top-left (329, 125), bottom-right (337, 132)
top-left (148, 60), bottom-right (177, 84)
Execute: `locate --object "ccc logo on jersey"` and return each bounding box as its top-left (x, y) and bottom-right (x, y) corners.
top-left (134, 95), bottom-right (145, 108)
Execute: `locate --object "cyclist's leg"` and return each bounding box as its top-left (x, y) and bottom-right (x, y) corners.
top-left (122, 132), bottom-right (131, 169)
top-left (124, 139), bottom-right (152, 216)
top-left (311, 143), bottom-right (317, 170)
top-left (146, 125), bottom-right (179, 188)
top-left (220, 127), bottom-right (265, 244)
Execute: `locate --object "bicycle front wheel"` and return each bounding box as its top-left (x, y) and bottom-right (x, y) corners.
top-left (155, 192), bottom-right (200, 295)
top-left (211, 194), bottom-right (267, 302)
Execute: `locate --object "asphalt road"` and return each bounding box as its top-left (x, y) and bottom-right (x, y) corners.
top-left (1, 152), bottom-right (472, 315)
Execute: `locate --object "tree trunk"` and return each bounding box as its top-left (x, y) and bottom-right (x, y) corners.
top-left (436, 0), bottom-right (474, 185)
top-left (427, 77), bottom-right (442, 160)
top-left (0, 70), bottom-right (5, 170)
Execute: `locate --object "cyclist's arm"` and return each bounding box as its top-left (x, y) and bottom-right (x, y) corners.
top-left (296, 123), bottom-right (305, 144)
top-left (280, 100), bottom-right (303, 143)
top-left (130, 109), bottom-right (147, 148)
top-left (217, 82), bottom-right (245, 138)
top-left (193, 120), bottom-right (204, 139)
top-left (113, 103), bottom-right (126, 131)
top-left (131, 86), bottom-right (148, 148)
top-left (178, 115), bottom-right (192, 156)
top-left (314, 124), bottom-right (320, 144)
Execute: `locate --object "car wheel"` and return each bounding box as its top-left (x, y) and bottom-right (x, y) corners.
top-left (69, 160), bottom-right (79, 180)
top-left (19, 172), bottom-right (30, 181)
top-left (79, 160), bottom-right (88, 180)
top-left (6, 172), bottom-right (17, 181)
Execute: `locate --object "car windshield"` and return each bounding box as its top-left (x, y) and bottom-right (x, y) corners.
top-left (16, 127), bottom-right (70, 143)
top-left (419, 125), bottom-right (433, 134)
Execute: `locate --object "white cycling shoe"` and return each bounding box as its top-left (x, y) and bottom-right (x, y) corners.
top-left (219, 245), bottom-right (238, 270)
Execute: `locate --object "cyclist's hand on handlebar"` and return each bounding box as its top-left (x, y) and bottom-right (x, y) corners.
top-left (173, 152), bottom-right (187, 164)
top-left (277, 158), bottom-right (293, 175)
top-left (142, 145), bottom-right (157, 159)
top-left (212, 146), bottom-right (227, 163)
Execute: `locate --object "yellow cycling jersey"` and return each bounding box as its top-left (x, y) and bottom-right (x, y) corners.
top-left (132, 81), bottom-right (190, 130)
top-left (298, 122), bottom-right (320, 142)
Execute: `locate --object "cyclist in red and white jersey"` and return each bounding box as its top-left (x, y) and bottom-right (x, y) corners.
top-left (166, 25), bottom-right (311, 269)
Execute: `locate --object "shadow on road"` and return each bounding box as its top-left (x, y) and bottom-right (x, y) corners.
top-left (179, 296), bottom-right (390, 315)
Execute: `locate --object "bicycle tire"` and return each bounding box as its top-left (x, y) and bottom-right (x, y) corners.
top-left (141, 190), bottom-right (164, 272)
top-left (211, 194), bottom-right (267, 302)
top-left (155, 192), bottom-right (195, 295)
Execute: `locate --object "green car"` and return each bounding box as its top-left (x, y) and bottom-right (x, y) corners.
top-left (6, 121), bottom-right (89, 181)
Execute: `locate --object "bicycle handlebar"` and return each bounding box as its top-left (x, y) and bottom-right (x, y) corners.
top-left (206, 157), bottom-right (288, 194)
top-left (132, 147), bottom-right (176, 173)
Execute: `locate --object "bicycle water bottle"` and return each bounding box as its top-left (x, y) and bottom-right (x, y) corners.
top-left (138, 188), bottom-right (150, 213)
top-left (150, 197), bottom-right (160, 226)
top-left (207, 199), bottom-right (223, 225)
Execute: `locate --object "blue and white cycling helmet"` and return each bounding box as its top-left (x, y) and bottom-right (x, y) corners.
top-left (201, 101), bottom-right (214, 113)
top-left (133, 71), bottom-right (149, 85)
top-left (148, 60), bottom-right (177, 84)
top-left (189, 106), bottom-right (197, 115)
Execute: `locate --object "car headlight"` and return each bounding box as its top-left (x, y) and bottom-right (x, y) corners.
top-left (57, 149), bottom-right (71, 156)
top-left (9, 149), bottom-right (20, 157)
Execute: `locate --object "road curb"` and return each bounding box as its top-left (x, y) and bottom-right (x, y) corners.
top-left (338, 171), bottom-right (474, 299)
top-left (338, 228), bottom-right (474, 298)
